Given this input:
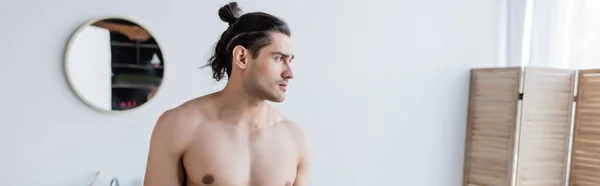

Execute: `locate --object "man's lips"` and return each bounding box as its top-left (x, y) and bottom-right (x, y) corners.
top-left (279, 83), bottom-right (288, 91)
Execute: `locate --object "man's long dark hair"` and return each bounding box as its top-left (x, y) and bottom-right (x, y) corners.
top-left (204, 2), bottom-right (291, 82)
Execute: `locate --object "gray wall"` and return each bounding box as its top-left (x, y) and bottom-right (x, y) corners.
top-left (0, 0), bottom-right (501, 185)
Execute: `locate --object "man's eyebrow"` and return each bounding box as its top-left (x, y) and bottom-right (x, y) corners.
top-left (271, 51), bottom-right (295, 60)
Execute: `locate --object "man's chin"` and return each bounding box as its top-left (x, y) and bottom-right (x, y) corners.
top-left (267, 95), bottom-right (286, 103)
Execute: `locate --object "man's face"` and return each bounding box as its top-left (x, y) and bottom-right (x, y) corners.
top-left (244, 32), bottom-right (294, 103)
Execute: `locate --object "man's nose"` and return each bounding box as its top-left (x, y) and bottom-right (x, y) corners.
top-left (283, 66), bottom-right (294, 79)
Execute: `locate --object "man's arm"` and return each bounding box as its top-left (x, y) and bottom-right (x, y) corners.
top-left (143, 109), bottom-right (193, 186)
top-left (291, 124), bottom-right (311, 186)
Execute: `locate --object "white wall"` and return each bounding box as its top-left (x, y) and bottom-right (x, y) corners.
top-left (0, 0), bottom-right (501, 185)
top-left (505, 0), bottom-right (527, 66)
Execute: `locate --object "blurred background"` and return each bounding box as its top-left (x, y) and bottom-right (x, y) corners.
top-left (1, 0), bottom-right (598, 185)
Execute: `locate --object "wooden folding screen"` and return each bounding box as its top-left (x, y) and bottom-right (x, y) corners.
top-left (569, 69), bottom-right (600, 186)
top-left (463, 67), bottom-right (522, 186)
top-left (463, 67), bottom-right (577, 186)
top-left (515, 68), bottom-right (576, 186)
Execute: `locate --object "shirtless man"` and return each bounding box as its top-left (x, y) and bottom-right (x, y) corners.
top-left (143, 2), bottom-right (310, 186)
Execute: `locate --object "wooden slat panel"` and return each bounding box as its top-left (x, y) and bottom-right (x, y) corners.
top-left (463, 68), bottom-right (521, 186)
top-left (569, 69), bottom-right (600, 186)
top-left (515, 67), bottom-right (576, 186)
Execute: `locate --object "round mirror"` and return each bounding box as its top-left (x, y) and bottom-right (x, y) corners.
top-left (65, 17), bottom-right (164, 112)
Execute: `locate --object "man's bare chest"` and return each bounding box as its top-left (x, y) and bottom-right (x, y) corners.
top-left (182, 127), bottom-right (299, 186)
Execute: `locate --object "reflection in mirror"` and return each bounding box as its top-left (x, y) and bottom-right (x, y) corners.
top-left (65, 18), bottom-right (164, 112)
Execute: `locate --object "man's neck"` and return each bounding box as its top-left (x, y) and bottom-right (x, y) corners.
top-left (215, 83), bottom-right (268, 127)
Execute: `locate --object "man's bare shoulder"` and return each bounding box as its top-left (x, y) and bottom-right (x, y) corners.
top-left (266, 105), bottom-right (308, 144)
top-left (152, 94), bottom-right (218, 141)
top-left (281, 120), bottom-right (308, 143)
top-left (271, 111), bottom-right (310, 163)
top-left (157, 93), bottom-right (218, 124)
top-left (157, 100), bottom-right (199, 126)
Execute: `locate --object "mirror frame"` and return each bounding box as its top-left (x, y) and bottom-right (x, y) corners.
top-left (64, 16), bottom-right (167, 113)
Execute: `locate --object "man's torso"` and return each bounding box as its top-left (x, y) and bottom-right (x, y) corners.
top-left (181, 103), bottom-right (300, 186)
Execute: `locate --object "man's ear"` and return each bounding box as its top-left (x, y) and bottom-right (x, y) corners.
top-left (232, 45), bottom-right (249, 69)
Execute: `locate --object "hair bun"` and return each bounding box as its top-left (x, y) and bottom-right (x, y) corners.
top-left (218, 2), bottom-right (242, 25)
